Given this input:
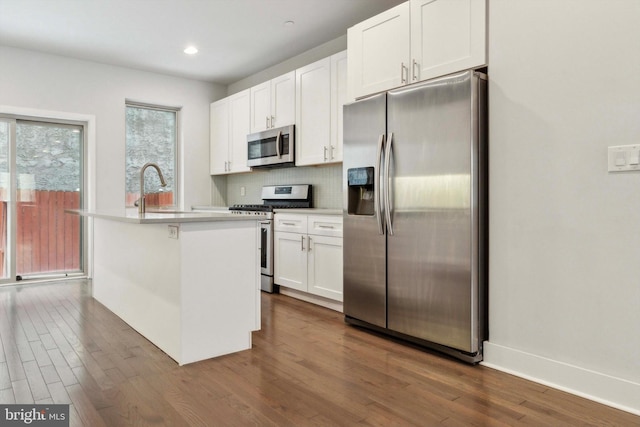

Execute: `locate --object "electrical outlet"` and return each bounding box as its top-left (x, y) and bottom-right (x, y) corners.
top-left (168, 225), bottom-right (179, 239)
top-left (240, 186), bottom-right (246, 196)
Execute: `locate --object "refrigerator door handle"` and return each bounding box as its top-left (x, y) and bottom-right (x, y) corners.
top-left (384, 132), bottom-right (394, 236)
top-left (375, 134), bottom-right (385, 235)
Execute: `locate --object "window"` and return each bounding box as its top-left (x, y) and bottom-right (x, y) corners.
top-left (125, 102), bottom-right (179, 207)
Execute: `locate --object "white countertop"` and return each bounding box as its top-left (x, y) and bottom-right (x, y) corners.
top-left (68, 209), bottom-right (266, 224)
top-left (191, 205), bottom-right (232, 213)
top-left (191, 206), bottom-right (342, 216)
top-left (273, 208), bottom-right (342, 215)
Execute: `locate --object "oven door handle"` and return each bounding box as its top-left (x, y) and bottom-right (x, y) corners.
top-left (275, 130), bottom-right (282, 158)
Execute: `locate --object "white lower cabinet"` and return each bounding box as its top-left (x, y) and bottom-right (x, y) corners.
top-left (274, 230), bottom-right (307, 291)
top-left (274, 214), bottom-right (343, 302)
top-left (307, 234), bottom-right (343, 301)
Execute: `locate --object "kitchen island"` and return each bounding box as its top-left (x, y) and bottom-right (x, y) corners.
top-left (74, 209), bottom-right (262, 365)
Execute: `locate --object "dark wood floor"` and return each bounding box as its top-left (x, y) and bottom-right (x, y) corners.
top-left (0, 280), bottom-right (638, 426)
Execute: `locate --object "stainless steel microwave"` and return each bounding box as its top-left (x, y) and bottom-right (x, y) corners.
top-left (247, 124), bottom-right (295, 168)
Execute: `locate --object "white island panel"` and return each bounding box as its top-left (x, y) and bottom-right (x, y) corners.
top-left (92, 217), bottom-right (260, 365)
top-left (179, 221), bottom-right (260, 364)
top-left (93, 219), bottom-right (182, 360)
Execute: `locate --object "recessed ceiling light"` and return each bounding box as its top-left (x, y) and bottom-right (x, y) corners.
top-left (184, 46), bottom-right (198, 55)
top-left (283, 20), bottom-right (295, 27)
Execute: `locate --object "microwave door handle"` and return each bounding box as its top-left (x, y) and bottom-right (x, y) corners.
top-left (375, 134), bottom-right (385, 235)
top-left (276, 130), bottom-right (282, 158)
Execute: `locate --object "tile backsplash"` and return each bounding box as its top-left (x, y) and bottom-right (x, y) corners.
top-left (212, 163), bottom-right (343, 208)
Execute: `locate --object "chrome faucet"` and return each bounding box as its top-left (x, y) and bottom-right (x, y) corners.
top-left (138, 162), bottom-right (167, 214)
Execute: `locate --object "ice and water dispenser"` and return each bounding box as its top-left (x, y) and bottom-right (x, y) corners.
top-left (347, 167), bottom-right (375, 215)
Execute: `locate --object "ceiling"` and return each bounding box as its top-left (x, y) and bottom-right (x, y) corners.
top-left (0, 0), bottom-right (404, 85)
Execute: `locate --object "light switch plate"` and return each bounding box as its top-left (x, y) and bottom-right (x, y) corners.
top-left (608, 144), bottom-right (640, 172)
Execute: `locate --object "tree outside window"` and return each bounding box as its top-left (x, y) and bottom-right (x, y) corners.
top-left (125, 104), bottom-right (178, 207)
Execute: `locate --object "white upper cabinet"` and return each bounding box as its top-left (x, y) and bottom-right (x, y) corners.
top-left (347, 2), bottom-right (410, 100)
top-left (330, 51), bottom-right (348, 163)
top-left (227, 89), bottom-right (251, 174)
top-left (411, 0), bottom-right (486, 83)
top-left (348, 0), bottom-right (486, 99)
top-left (250, 81), bottom-right (271, 133)
top-left (211, 52), bottom-right (347, 175)
top-left (295, 51), bottom-right (347, 166)
top-left (209, 98), bottom-right (229, 175)
top-left (296, 57), bottom-right (331, 166)
top-left (209, 89), bottom-right (251, 175)
top-left (271, 72), bottom-right (296, 128)
top-left (250, 71), bottom-right (296, 133)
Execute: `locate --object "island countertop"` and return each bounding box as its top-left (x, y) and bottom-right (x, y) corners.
top-left (68, 208), bottom-right (267, 224)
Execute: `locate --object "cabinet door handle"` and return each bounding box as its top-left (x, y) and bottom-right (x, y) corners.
top-left (318, 225), bottom-right (334, 229)
top-left (330, 145), bottom-right (335, 160)
top-left (323, 146), bottom-right (328, 161)
top-left (271, 115), bottom-right (275, 128)
top-left (282, 222), bottom-right (296, 226)
top-left (412, 59), bottom-right (419, 81)
top-left (301, 235), bottom-right (305, 251)
top-left (266, 116), bottom-right (270, 129)
top-left (307, 236), bottom-right (311, 251)
top-left (400, 62), bottom-right (408, 84)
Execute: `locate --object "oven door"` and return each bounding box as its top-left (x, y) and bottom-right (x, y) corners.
top-left (259, 220), bottom-right (273, 276)
top-left (247, 125), bottom-right (295, 168)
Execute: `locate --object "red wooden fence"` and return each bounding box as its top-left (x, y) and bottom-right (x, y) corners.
top-left (0, 190), bottom-right (174, 278)
top-left (0, 190), bottom-right (81, 277)
top-left (125, 191), bottom-right (174, 208)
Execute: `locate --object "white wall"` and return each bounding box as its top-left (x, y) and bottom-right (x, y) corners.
top-left (485, 0), bottom-right (640, 414)
top-left (0, 46), bottom-right (225, 210)
top-left (227, 35), bottom-right (346, 95)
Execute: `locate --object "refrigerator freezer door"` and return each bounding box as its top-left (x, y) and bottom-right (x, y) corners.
top-left (386, 71), bottom-right (480, 353)
top-left (343, 93), bottom-right (387, 328)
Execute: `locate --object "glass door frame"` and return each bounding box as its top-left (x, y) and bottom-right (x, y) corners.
top-left (0, 115), bottom-right (89, 285)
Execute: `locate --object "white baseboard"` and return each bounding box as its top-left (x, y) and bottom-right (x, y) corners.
top-left (482, 341), bottom-right (640, 416)
top-left (278, 287), bottom-right (343, 313)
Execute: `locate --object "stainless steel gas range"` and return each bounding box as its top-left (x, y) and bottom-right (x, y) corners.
top-left (229, 184), bottom-right (312, 293)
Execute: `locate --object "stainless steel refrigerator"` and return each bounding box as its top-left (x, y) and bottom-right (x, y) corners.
top-left (343, 70), bottom-right (487, 363)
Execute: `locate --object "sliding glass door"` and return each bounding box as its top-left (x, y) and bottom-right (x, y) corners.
top-left (0, 117), bottom-right (85, 283)
top-left (0, 120), bottom-right (9, 279)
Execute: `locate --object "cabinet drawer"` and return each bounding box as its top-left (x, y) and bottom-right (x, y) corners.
top-left (274, 214), bottom-right (307, 232)
top-left (307, 215), bottom-right (343, 237)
